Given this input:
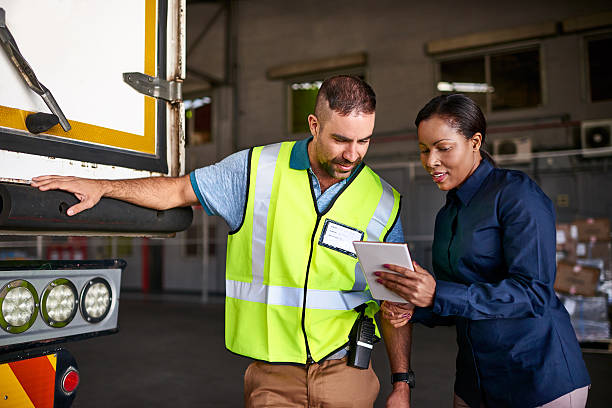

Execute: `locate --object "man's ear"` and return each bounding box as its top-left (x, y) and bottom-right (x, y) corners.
top-left (308, 114), bottom-right (319, 138)
top-left (471, 132), bottom-right (483, 151)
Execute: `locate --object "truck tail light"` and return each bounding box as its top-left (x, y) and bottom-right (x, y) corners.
top-left (0, 280), bottom-right (39, 334)
top-left (40, 278), bottom-right (79, 328)
top-left (0, 348), bottom-right (80, 406)
top-left (81, 278), bottom-right (112, 323)
top-left (61, 367), bottom-right (79, 394)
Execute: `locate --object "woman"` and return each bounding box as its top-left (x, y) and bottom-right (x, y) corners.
top-left (377, 94), bottom-right (590, 408)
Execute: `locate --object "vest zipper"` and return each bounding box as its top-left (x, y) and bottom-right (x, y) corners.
top-left (301, 213), bottom-right (321, 363)
top-left (300, 164), bottom-right (364, 363)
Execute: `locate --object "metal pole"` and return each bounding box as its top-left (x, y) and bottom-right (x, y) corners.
top-left (201, 208), bottom-right (209, 303)
top-left (36, 236), bottom-right (43, 259)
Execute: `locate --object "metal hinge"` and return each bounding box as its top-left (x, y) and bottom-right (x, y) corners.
top-left (123, 72), bottom-right (182, 103)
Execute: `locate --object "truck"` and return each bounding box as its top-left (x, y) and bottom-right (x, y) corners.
top-left (0, 1), bottom-right (190, 406)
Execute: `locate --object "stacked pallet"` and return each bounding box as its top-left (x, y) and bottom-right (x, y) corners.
top-left (555, 218), bottom-right (611, 351)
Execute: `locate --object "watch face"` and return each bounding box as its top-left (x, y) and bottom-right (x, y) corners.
top-left (407, 371), bottom-right (415, 388)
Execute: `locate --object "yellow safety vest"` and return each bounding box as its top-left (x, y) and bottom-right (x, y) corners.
top-left (225, 141), bottom-right (401, 363)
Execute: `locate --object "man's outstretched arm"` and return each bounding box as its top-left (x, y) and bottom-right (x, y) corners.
top-left (31, 174), bottom-right (198, 216)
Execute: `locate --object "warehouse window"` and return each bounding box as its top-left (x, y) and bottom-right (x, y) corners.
top-left (439, 56), bottom-right (487, 109)
top-left (185, 96), bottom-right (212, 145)
top-left (587, 35), bottom-right (612, 102)
top-left (490, 49), bottom-right (541, 110)
top-left (438, 46), bottom-right (541, 112)
top-left (289, 80), bottom-right (323, 134)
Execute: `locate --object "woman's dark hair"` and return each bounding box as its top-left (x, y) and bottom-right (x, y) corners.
top-left (415, 94), bottom-right (495, 165)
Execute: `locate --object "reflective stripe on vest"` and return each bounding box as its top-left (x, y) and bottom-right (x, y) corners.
top-left (367, 177), bottom-right (396, 239)
top-left (226, 279), bottom-right (374, 310)
top-left (251, 143), bottom-right (282, 284)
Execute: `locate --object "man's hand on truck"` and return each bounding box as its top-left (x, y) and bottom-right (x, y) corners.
top-left (31, 174), bottom-right (198, 216)
top-left (31, 175), bottom-right (106, 216)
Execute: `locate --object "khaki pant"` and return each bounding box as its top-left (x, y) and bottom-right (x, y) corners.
top-left (453, 386), bottom-right (589, 408)
top-left (244, 357), bottom-right (380, 408)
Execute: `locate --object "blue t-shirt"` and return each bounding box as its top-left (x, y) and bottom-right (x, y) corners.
top-left (189, 137), bottom-right (403, 242)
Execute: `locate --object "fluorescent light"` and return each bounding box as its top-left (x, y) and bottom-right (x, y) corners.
top-left (291, 81), bottom-right (323, 91)
top-left (184, 96), bottom-right (212, 110)
top-left (437, 82), bottom-right (494, 93)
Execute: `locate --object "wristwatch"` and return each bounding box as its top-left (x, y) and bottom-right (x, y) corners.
top-left (391, 371), bottom-right (415, 388)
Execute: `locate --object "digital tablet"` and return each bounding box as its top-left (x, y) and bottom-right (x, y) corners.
top-left (353, 241), bottom-right (413, 303)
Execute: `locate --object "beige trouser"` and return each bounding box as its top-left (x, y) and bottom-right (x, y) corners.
top-left (244, 357), bottom-right (380, 408)
top-left (453, 386), bottom-right (589, 408)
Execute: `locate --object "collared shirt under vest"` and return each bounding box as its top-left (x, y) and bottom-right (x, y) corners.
top-left (225, 141), bottom-right (401, 364)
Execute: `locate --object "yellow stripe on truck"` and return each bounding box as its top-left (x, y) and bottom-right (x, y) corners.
top-left (144, 0), bottom-right (157, 157)
top-left (0, 363), bottom-right (35, 408)
top-left (0, 105), bottom-right (156, 154)
top-left (46, 354), bottom-right (56, 372)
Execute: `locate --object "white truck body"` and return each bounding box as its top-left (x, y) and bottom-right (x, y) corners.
top-left (0, 0), bottom-right (185, 182)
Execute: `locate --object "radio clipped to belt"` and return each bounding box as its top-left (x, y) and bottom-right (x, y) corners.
top-left (347, 304), bottom-right (377, 369)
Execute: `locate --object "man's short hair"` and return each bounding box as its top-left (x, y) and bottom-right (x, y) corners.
top-left (314, 75), bottom-right (376, 120)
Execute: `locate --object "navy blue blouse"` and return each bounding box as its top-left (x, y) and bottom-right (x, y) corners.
top-left (413, 159), bottom-right (590, 408)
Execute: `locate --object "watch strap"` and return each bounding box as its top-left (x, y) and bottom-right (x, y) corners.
top-left (391, 371), bottom-right (415, 388)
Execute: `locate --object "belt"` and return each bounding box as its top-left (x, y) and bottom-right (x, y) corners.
top-left (325, 347), bottom-right (348, 360)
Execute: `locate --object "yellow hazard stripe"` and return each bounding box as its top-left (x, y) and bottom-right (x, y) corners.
top-left (46, 354), bottom-right (56, 372)
top-left (145, 0), bottom-right (156, 78)
top-left (144, 0), bottom-right (157, 155)
top-left (0, 0), bottom-right (159, 156)
top-left (0, 363), bottom-right (35, 408)
top-left (0, 106), bottom-right (156, 154)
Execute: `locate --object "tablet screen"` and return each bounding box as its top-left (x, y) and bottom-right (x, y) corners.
top-left (353, 241), bottom-right (413, 303)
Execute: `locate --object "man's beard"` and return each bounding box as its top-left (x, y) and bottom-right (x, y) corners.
top-left (321, 157), bottom-right (361, 179)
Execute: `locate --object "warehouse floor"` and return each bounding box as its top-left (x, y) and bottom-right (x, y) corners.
top-left (65, 294), bottom-right (612, 408)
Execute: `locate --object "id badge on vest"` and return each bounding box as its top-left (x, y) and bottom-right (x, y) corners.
top-left (318, 219), bottom-right (364, 258)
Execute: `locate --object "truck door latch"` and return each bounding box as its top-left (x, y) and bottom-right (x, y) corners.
top-left (123, 72), bottom-right (182, 104)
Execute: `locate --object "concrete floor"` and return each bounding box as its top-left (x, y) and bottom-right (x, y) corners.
top-left (65, 294), bottom-right (611, 407)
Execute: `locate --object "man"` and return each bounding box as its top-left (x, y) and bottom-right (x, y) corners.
top-left (32, 75), bottom-right (406, 407)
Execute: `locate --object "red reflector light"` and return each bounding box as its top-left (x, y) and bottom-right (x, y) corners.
top-left (62, 369), bottom-right (79, 393)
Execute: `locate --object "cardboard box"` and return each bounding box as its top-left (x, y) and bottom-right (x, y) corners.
top-left (572, 218), bottom-right (610, 242)
top-left (554, 261), bottom-right (600, 297)
top-left (577, 241), bottom-right (611, 271)
top-left (556, 223), bottom-right (578, 262)
top-left (556, 223), bottom-right (577, 249)
top-left (558, 243), bottom-right (577, 263)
